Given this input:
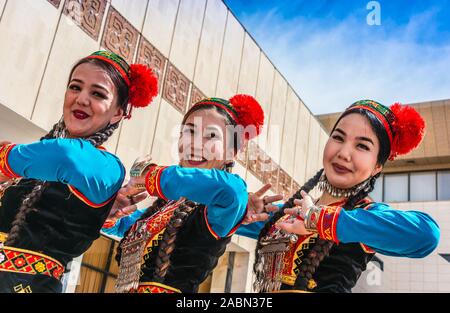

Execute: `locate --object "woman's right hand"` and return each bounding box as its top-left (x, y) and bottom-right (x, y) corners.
top-left (108, 184), bottom-right (148, 222)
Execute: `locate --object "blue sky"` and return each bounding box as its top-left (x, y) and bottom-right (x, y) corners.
top-left (223, 0), bottom-right (450, 114)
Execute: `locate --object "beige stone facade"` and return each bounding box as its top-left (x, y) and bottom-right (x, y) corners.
top-left (0, 0), bottom-right (327, 293)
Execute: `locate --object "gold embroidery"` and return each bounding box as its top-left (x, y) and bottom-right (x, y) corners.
top-left (13, 284), bottom-right (32, 293)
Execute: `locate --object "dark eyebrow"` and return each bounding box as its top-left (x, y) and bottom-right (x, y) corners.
top-left (70, 78), bottom-right (109, 93)
top-left (356, 136), bottom-right (375, 146)
top-left (184, 123), bottom-right (196, 128)
top-left (334, 128), bottom-right (374, 145)
top-left (334, 128), bottom-right (346, 136)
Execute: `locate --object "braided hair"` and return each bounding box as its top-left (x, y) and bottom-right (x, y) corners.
top-left (253, 108), bottom-right (391, 291)
top-left (5, 57), bottom-right (129, 247)
top-left (115, 104), bottom-right (240, 279)
top-left (253, 169), bottom-right (324, 280)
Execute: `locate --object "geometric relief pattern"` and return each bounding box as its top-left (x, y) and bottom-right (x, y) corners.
top-left (137, 38), bottom-right (167, 92)
top-left (63, 0), bottom-right (107, 41)
top-left (162, 63), bottom-right (189, 113)
top-left (189, 85), bottom-right (206, 110)
top-left (47, 0), bottom-right (61, 8)
top-left (101, 6), bottom-right (139, 64)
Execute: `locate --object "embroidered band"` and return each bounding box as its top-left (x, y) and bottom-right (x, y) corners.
top-left (0, 144), bottom-right (20, 179)
top-left (0, 245), bottom-right (64, 280)
top-left (145, 165), bottom-right (168, 201)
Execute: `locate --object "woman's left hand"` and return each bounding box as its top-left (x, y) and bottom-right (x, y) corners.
top-left (276, 191), bottom-right (315, 235)
top-left (243, 184), bottom-right (284, 224)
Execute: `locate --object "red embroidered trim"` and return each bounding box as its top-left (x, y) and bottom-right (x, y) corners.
top-left (144, 165), bottom-right (168, 200)
top-left (203, 206), bottom-right (220, 240)
top-left (135, 282), bottom-right (181, 293)
top-left (0, 144), bottom-right (21, 179)
top-left (67, 185), bottom-right (114, 208)
top-left (0, 245), bottom-right (64, 280)
top-left (318, 206), bottom-right (342, 243)
top-left (102, 219), bottom-right (116, 229)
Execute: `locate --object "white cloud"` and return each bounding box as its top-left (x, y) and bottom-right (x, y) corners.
top-left (239, 7), bottom-right (450, 114)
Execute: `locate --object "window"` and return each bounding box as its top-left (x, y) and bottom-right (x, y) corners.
top-left (369, 175), bottom-right (383, 202)
top-left (384, 173), bottom-right (408, 202)
top-left (438, 171), bottom-right (450, 200)
top-left (410, 172), bottom-right (436, 201)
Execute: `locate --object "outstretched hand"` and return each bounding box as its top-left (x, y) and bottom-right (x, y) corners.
top-left (243, 184), bottom-right (284, 224)
top-left (108, 184), bottom-right (148, 222)
top-left (276, 190), bottom-right (314, 236)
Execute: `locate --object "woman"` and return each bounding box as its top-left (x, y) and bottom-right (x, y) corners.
top-left (0, 51), bottom-right (158, 293)
top-left (105, 95), bottom-right (273, 293)
top-left (241, 100), bottom-right (440, 293)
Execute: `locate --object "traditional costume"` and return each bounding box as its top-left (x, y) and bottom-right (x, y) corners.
top-left (0, 51), bottom-right (158, 293)
top-left (241, 100), bottom-right (440, 293)
top-left (105, 95), bottom-right (264, 293)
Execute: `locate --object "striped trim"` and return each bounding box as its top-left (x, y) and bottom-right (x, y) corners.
top-left (144, 165), bottom-right (168, 201)
top-left (102, 219), bottom-right (116, 229)
top-left (136, 282), bottom-right (181, 293)
top-left (67, 185), bottom-right (114, 208)
top-left (86, 55), bottom-right (130, 85)
top-left (349, 105), bottom-right (394, 148)
top-left (0, 245), bottom-right (64, 280)
top-left (191, 101), bottom-right (239, 124)
top-left (0, 144), bottom-right (21, 179)
top-left (317, 205), bottom-right (342, 243)
top-left (203, 205), bottom-right (247, 240)
top-left (360, 243), bottom-right (376, 254)
top-left (203, 206), bottom-right (220, 240)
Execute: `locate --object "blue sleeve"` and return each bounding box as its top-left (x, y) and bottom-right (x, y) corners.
top-left (236, 221), bottom-right (266, 239)
top-left (8, 138), bottom-right (125, 204)
top-left (101, 207), bottom-right (147, 238)
top-left (160, 166), bottom-right (248, 238)
top-left (336, 203), bottom-right (440, 258)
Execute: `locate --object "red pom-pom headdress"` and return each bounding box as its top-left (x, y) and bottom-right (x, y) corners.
top-left (346, 100), bottom-right (426, 160)
top-left (86, 51), bottom-right (158, 119)
top-left (189, 94), bottom-right (264, 141)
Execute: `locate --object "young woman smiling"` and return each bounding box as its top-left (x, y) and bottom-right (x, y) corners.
top-left (0, 51), bottom-right (157, 293)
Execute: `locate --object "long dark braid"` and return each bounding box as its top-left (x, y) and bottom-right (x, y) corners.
top-left (253, 169), bottom-right (324, 277)
top-left (153, 200), bottom-right (197, 282)
top-left (293, 172), bottom-right (379, 290)
top-left (5, 121), bottom-right (120, 246)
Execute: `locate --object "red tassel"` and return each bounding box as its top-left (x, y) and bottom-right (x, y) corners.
top-left (389, 103), bottom-right (426, 160)
top-left (229, 94), bottom-right (264, 140)
top-left (128, 64), bottom-right (158, 109)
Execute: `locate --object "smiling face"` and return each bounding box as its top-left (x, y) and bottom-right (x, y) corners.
top-left (323, 113), bottom-right (383, 189)
top-left (63, 62), bottom-right (124, 138)
top-left (178, 108), bottom-right (235, 170)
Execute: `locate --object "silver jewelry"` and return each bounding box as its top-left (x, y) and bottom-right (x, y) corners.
top-left (304, 205), bottom-right (322, 232)
top-left (318, 173), bottom-right (371, 198)
top-left (53, 116), bottom-right (67, 139)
